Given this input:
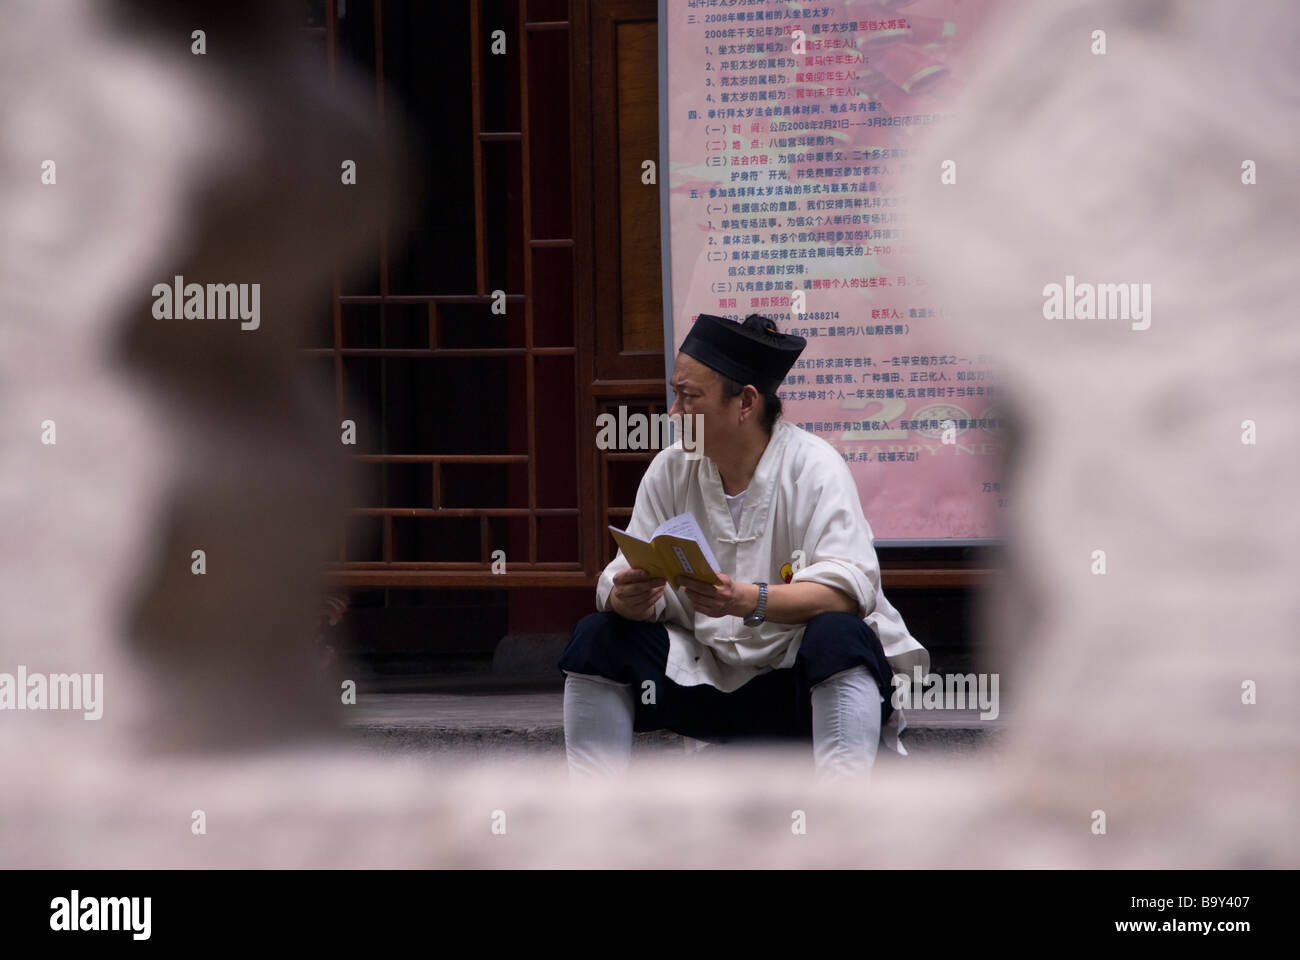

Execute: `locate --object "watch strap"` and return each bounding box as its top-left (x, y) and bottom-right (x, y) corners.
top-left (745, 581), bottom-right (768, 625)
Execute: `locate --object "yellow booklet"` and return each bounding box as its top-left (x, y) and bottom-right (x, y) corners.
top-left (608, 512), bottom-right (722, 588)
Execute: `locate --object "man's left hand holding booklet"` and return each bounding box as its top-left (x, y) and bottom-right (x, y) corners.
top-left (608, 512), bottom-right (723, 588)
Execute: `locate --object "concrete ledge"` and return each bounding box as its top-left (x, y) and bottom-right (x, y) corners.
top-left (490, 633), bottom-right (570, 678)
top-left (344, 691), bottom-right (1007, 758)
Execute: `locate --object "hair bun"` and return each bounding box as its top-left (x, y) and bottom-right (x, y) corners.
top-left (742, 313), bottom-right (780, 338)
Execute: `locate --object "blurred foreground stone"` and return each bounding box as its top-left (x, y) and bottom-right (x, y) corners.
top-left (1, 0), bottom-right (1296, 868)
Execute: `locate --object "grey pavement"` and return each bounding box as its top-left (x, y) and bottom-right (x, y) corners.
top-left (342, 688), bottom-right (1009, 763)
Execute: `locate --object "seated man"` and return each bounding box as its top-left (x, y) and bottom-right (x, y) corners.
top-left (558, 313), bottom-right (928, 779)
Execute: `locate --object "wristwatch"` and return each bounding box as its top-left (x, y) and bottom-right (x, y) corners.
top-left (743, 582), bottom-right (768, 627)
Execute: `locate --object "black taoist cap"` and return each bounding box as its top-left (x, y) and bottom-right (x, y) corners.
top-left (679, 313), bottom-right (807, 394)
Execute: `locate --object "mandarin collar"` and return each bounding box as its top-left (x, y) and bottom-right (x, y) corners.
top-left (701, 420), bottom-right (790, 543)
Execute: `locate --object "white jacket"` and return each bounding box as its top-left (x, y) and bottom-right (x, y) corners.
top-left (596, 419), bottom-right (930, 754)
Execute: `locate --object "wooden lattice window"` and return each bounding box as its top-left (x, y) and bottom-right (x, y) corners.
top-left (303, 0), bottom-right (587, 590)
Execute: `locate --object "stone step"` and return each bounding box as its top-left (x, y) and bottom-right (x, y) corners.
top-left (343, 689), bottom-right (1008, 760)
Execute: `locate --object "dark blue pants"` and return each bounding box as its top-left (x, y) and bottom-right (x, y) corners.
top-left (557, 610), bottom-right (895, 743)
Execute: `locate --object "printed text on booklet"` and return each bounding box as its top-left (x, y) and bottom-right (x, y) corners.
top-left (608, 512), bottom-right (722, 588)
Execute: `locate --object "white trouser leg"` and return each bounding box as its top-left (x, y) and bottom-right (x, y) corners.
top-left (810, 666), bottom-right (884, 781)
top-left (562, 672), bottom-right (636, 777)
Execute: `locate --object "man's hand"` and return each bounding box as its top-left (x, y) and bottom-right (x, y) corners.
top-left (679, 573), bottom-right (754, 619)
top-left (609, 568), bottom-right (666, 621)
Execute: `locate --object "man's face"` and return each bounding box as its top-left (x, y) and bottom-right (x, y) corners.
top-left (668, 353), bottom-right (735, 455)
